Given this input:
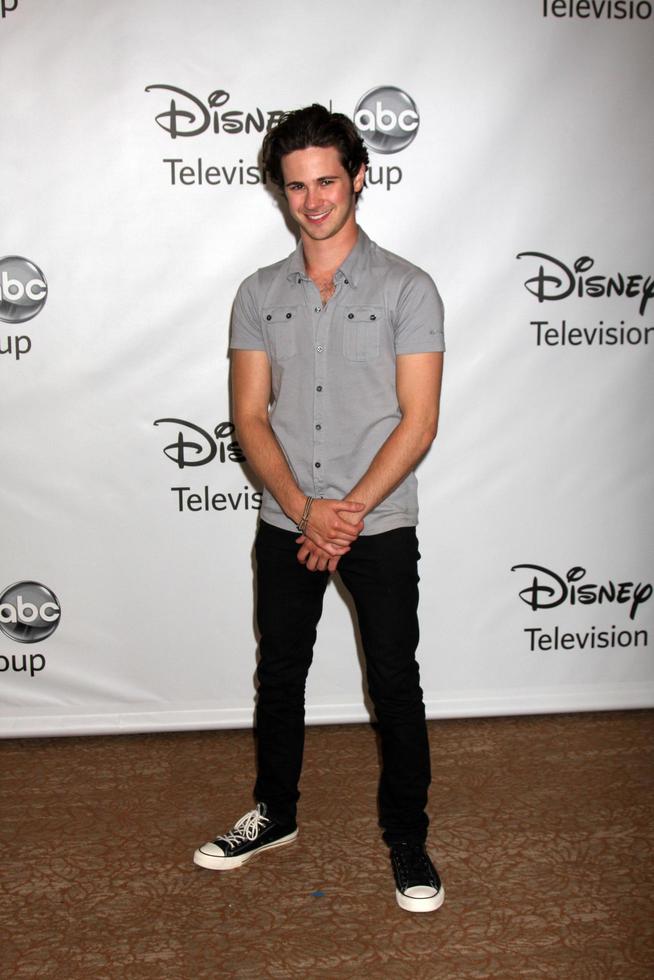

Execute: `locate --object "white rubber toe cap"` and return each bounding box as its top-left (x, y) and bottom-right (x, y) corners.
top-left (396, 884), bottom-right (445, 913)
top-left (196, 842), bottom-right (226, 858)
top-left (193, 841), bottom-right (241, 870)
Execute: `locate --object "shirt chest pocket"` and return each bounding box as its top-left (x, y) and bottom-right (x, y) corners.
top-left (262, 306), bottom-right (299, 361)
top-left (342, 306), bottom-right (383, 362)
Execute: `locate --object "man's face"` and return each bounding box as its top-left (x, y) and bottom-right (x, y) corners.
top-left (280, 145), bottom-right (365, 245)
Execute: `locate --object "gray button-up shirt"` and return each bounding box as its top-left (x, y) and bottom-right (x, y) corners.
top-left (230, 228), bottom-right (445, 535)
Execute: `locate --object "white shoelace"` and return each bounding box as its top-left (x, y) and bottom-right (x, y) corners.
top-left (219, 807), bottom-right (269, 847)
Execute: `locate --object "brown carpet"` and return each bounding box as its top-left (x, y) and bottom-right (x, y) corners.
top-left (1, 711), bottom-right (653, 979)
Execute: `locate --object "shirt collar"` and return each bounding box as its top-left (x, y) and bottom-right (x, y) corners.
top-left (286, 239), bottom-right (306, 282)
top-left (286, 227), bottom-right (371, 288)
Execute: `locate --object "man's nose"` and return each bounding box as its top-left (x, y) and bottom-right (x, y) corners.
top-left (304, 185), bottom-right (322, 210)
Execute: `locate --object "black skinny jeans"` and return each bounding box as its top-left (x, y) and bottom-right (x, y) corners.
top-left (253, 520), bottom-right (431, 845)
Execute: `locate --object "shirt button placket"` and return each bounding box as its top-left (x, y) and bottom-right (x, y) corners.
top-left (313, 300), bottom-right (329, 496)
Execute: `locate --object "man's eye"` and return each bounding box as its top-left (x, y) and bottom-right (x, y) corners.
top-left (320, 179), bottom-right (334, 186)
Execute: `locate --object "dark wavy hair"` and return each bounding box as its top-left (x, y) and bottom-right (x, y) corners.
top-left (262, 104), bottom-right (369, 198)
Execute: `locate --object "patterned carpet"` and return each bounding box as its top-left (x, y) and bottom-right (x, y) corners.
top-left (1, 711), bottom-right (653, 979)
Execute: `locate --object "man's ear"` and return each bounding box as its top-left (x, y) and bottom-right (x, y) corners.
top-left (353, 164), bottom-right (366, 194)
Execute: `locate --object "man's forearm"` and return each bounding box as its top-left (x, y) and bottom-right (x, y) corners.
top-left (344, 415), bottom-right (437, 519)
top-left (236, 414), bottom-right (365, 551)
top-left (342, 351), bottom-right (443, 521)
top-left (296, 414), bottom-right (436, 571)
top-left (236, 415), bottom-right (306, 524)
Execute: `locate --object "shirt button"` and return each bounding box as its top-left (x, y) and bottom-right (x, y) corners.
top-left (370, 314), bottom-right (376, 320)
top-left (315, 424), bottom-right (321, 430)
top-left (316, 346), bottom-right (324, 353)
top-left (315, 462), bottom-right (321, 468)
top-left (347, 313), bottom-right (354, 319)
top-left (316, 385), bottom-right (322, 392)
top-left (266, 314), bottom-right (271, 321)
top-left (314, 307), bottom-right (321, 313)
top-left (344, 279), bottom-right (349, 285)
top-left (285, 312), bottom-right (292, 319)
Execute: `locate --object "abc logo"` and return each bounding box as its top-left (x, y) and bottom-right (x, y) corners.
top-left (0, 256), bottom-right (48, 324)
top-left (354, 86), bottom-right (420, 154)
top-left (0, 582), bottom-right (61, 643)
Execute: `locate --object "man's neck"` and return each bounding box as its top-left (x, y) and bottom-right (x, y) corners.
top-left (301, 222), bottom-right (359, 279)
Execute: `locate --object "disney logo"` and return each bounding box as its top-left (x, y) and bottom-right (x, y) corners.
top-left (153, 419), bottom-right (246, 469)
top-left (516, 252), bottom-right (654, 316)
top-left (144, 85), bottom-right (286, 139)
top-left (511, 564), bottom-right (652, 622)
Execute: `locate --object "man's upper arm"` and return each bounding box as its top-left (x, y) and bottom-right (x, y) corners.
top-left (394, 269), bottom-right (445, 354)
top-left (230, 274), bottom-right (267, 352)
top-left (231, 349), bottom-right (272, 423)
top-left (396, 352), bottom-right (444, 435)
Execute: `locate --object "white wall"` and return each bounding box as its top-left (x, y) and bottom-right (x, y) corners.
top-left (1, 0), bottom-right (652, 736)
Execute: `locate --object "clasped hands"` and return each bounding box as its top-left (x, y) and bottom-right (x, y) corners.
top-left (295, 498), bottom-right (365, 573)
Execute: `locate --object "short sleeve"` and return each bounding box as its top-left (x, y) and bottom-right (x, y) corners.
top-left (393, 269), bottom-right (445, 354)
top-left (230, 274), bottom-right (266, 351)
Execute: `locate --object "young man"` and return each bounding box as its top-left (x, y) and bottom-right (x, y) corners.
top-left (194, 105), bottom-right (445, 913)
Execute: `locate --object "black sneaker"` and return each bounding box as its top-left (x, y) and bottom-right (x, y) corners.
top-left (193, 803), bottom-right (298, 870)
top-left (390, 842), bottom-right (445, 912)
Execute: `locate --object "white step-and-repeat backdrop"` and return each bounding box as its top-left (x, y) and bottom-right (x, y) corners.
top-left (1, 0), bottom-right (652, 736)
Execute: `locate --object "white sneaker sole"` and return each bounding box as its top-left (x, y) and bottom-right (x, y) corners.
top-left (396, 884), bottom-right (445, 913)
top-left (193, 829), bottom-right (298, 871)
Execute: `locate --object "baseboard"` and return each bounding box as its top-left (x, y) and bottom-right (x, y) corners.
top-left (1, 684), bottom-right (653, 738)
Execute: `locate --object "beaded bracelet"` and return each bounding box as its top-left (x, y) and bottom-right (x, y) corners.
top-left (297, 496), bottom-right (314, 534)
